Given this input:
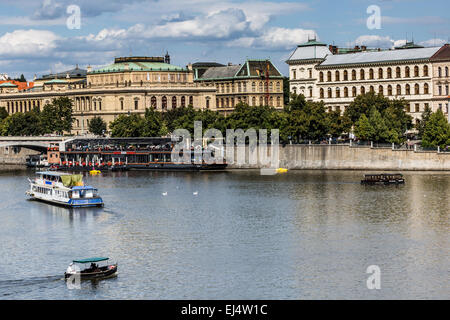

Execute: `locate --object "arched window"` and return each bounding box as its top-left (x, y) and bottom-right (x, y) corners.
top-left (252, 82), bottom-right (256, 92)
top-left (162, 96), bottom-right (167, 110)
top-left (379, 85), bottom-right (384, 96)
top-left (369, 85), bottom-right (374, 93)
top-left (369, 69), bottom-right (374, 79)
top-left (259, 82), bottom-right (263, 92)
top-left (320, 88), bottom-right (324, 99)
top-left (343, 70), bottom-right (348, 81)
top-left (414, 66), bottom-right (419, 77)
top-left (259, 96), bottom-right (263, 106)
top-left (319, 72), bottom-right (324, 82)
top-left (387, 85), bottom-right (392, 96)
top-left (415, 84), bottom-right (420, 95)
top-left (181, 96), bottom-right (186, 108)
top-left (352, 70), bottom-right (356, 80)
top-left (252, 97), bottom-right (256, 106)
top-left (396, 85), bottom-right (402, 95)
top-left (360, 69), bottom-right (365, 80)
top-left (387, 67), bottom-right (392, 79)
top-left (327, 88), bottom-right (332, 98)
top-left (309, 87), bottom-right (313, 97)
top-left (438, 67), bottom-right (442, 77)
top-left (352, 87), bottom-right (357, 97)
top-left (276, 82), bottom-right (281, 92)
top-left (277, 96), bottom-right (281, 107)
top-left (327, 71), bottom-right (332, 82)
top-left (378, 68), bottom-right (383, 79)
top-left (446, 67), bottom-right (449, 77)
top-left (423, 65), bottom-right (429, 76)
top-left (405, 84), bottom-right (410, 95)
top-left (151, 96), bottom-right (157, 108)
top-left (335, 71), bottom-right (340, 81)
top-left (405, 66), bottom-right (410, 78)
top-left (396, 67), bottom-right (401, 78)
top-left (360, 86), bottom-right (365, 95)
top-left (336, 87), bottom-right (340, 98)
top-left (424, 83), bottom-right (429, 94)
top-left (344, 87), bottom-right (349, 97)
top-left (189, 96), bottom-right (193, 106)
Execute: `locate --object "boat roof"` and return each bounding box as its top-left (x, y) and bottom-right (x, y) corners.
top-left (73, 257), bottom-right (109, 264)
top-left (72, 186), bottom-right (96, 190)
top-left (37, 172), bottom-right (72, 176)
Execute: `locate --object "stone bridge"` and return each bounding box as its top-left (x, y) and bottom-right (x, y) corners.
top-left (0, 137), bottom-right (67, 152)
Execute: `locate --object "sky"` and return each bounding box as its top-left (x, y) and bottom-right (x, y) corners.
top-left (0, 0), bottom-right (448, 80)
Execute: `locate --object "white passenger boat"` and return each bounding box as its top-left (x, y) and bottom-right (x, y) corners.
top-left (26, 172), bottom-right (104, 208)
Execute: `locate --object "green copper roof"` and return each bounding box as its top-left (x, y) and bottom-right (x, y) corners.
top-left (45, 79), bottom-right (68, 84)
top-left (0, 82), bottom-right (18, 87)
top-left (297, 39), bottom-right (327, 47)
top-left (91, 62), bottom-right (187, 74)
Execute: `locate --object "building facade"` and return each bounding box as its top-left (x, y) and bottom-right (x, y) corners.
top-left (194, 59), bottom-right (285, 114)
top-left (287, 40), bottom-right (450, 124)
top-left (0, 56), bottom-right (217, 134)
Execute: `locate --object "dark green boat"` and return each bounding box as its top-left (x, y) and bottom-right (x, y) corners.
top-left (65, 257), bottom-right (117, 280)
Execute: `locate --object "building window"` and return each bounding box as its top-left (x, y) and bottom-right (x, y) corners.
top-left (162, 96), bottom-right (167, 110)
top-left (405, 66), bottom-right (410, 78)
top-left (309, 69), bottom-right (312, 78)
top-left (189, 96), bottom-right (193, 106)
top-left (415, 104), bottom-right (420, 113)
top-left (134, 100), bottom-right (139, 110)
top-left (423, 65), bottom-right (429, 76)
top-left (369, 69), bottom-right (374, 79)
top-left (415, 84), bottom-right (420, 95)
top-left (352, 70), bottom-right (356, 80)
top-left (438, 67), bottom-right (442, 77)
top-left (327, 71), bottom-right (332, 82)
top-left (414, 66), bottom-right (419, 77)
top-left (344, 87), bottom-right (349, 97)
top-left (181, 96), bottom-right (186, 108)
top-left (360, 86), bottom-right (365, 95)
top-left (378, 68), bottom-right (383, 79)
top-left (438, 85), bottom-right (442, 96)
top-left (360, 69), bottom-right (365, 80)
top-left (151, 96), bottom-right (157, 108)
top-left (336, 87), bottom-right (340, 98)
top-left (387, 67), bottom-right (392, 79)
top-left (424, 83), bottom-right (429, 94)
top-left (319, 72), bottom-right (324, 82)
top-left (396, 67), bottom-right (401, 78)
top-left (387, 85), bottom-right (392, 96)
top-left (277, 96), bottom-right (281, 107)
top-left (172, 96), bottom-right (177, 109)
top-left (446, 67), bottom-right (449, 77)
top-left (352, 87), bottom-right (357, 97)
top-left (405, 84), bottom-right (410, 95)
top-left (328, 88), bottom-right (332, 98)
top-left (379, 85), bottom-right (383, 95)
top-left (320, 88), bottom-right (324, 99)
top-left (396, 85), bottom-right (402, 95)
top-left (343, 70), bottom-right (348, 81)
top-left (252, 82), bottom-right (256, 92)
top-left (335, 71), bottom-right (340, 81)
top-left (293, 70), bottom-right (296, 79)
top-left (446, 85), bottom-right (449, 95)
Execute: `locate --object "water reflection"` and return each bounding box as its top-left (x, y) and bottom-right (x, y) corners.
top-left (0, 169), bottom-right (448, 299)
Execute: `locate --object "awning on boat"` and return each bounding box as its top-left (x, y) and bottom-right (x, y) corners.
top-left (61, 175), bottom-right (84, 187)
top-left (73, 257), bottom-right (109, 264)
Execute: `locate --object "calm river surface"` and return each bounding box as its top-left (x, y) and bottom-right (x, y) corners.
top-left (0, 169), bottom-right (448, 300)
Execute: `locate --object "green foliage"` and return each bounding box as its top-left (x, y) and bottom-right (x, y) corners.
top-left (421, 109), bottom-right (450, 149)
top-left (88, 116), bottom-right (107, 136)
top-left (0, 107), bottom-right (8, 121)
top-left (40, 97), bottom-right (74, 135)
top-left (109, 114), bottom-right (146, 137)
top-left (354, 114), bottom-right (372, 141)
top-left (1, 110), bottom-right (43, 136)
top-left (416, 105), bottom-right (433, 138)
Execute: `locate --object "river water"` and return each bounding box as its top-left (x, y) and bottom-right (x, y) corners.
top-left (0, 169), bottom-right (448, 300)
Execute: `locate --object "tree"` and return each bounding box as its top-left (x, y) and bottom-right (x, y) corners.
top-left (354, 114), bottom-right (373, 141)
top-left (0, 107), bottom-right (8, 121)
top-left (88, 116), bottom-right (107, 136)
top-left (143, 107), bottom-right (165, 137)
top-left (368, 108), bottom-right (389, 142)
top-left (421, 109), bottom-right (450, 149)
top-left (416, 105), bottom-right (433, 138)
top-left (326, 110), bottom-right (352, 138)
top-left (40, 97), bottom-right (74, 135)
top-left (283, 77), bottom-right (290, 106)
top-left (1, 111), bottom-right (43, 136)
top-left (345, 92), bottom-right (390, 123)
top-left (109, 114), bottom-right (146, 137)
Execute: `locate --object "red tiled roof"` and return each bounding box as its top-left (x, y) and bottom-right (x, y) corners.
top-left (0, 80), bottom-right (34, 91)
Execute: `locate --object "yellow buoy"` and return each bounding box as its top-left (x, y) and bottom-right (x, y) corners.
top-left (90, 170), bottom-right (101, 176)
top-left (276, 168), bottom-right (288, 174)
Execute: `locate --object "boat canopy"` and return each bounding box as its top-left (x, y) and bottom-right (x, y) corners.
top-left (73, 257), bottom-right (109, 264)
top-left (60, 175), bottom-right (84, 187)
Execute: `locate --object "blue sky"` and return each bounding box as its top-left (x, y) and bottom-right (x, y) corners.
top-left (0, 0), bottom-right (448, 80)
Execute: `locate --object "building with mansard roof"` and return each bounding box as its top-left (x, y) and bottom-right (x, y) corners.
top-left (0, 55), bottom-right (216, 135)
top-left (194, 59), bottom-right (285, 113)
top-left (287, 39), bottom-right (450, 124)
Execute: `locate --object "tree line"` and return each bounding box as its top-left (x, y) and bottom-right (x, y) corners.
top-left (0, 93), bottom-right (449, 149)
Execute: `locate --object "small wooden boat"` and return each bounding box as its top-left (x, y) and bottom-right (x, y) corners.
top-left (65, 257), bottom-right (117, 280)
top-left (361, 173), bottom-right (405, 185)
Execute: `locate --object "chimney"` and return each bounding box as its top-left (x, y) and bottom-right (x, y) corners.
top-left (87, 65), bottom-right (92, 73)
top-left (361, 45), bottom-right (367, 51)
top-left (228, 62), bottom-right (233, 66)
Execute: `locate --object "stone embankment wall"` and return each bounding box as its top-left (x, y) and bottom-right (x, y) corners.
top-left (0, 147), bottom-right (39, 165)
top-left (228, 145), bottom-right (450, 171)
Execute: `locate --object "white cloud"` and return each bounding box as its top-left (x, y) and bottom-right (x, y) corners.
top-left (419, 38), bottom-right (447, 47)
top-left (228, 27), bottom-right (317, 50)
top-left (0, 29), bottom-right (60, 57)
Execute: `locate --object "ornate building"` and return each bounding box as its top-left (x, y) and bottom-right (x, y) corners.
top-left (0, 56), bottom-right (216, 134)
top-left (287, 40), bottom-right (450, 124)
top-left (193, 59), bottom-right (285, 114)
